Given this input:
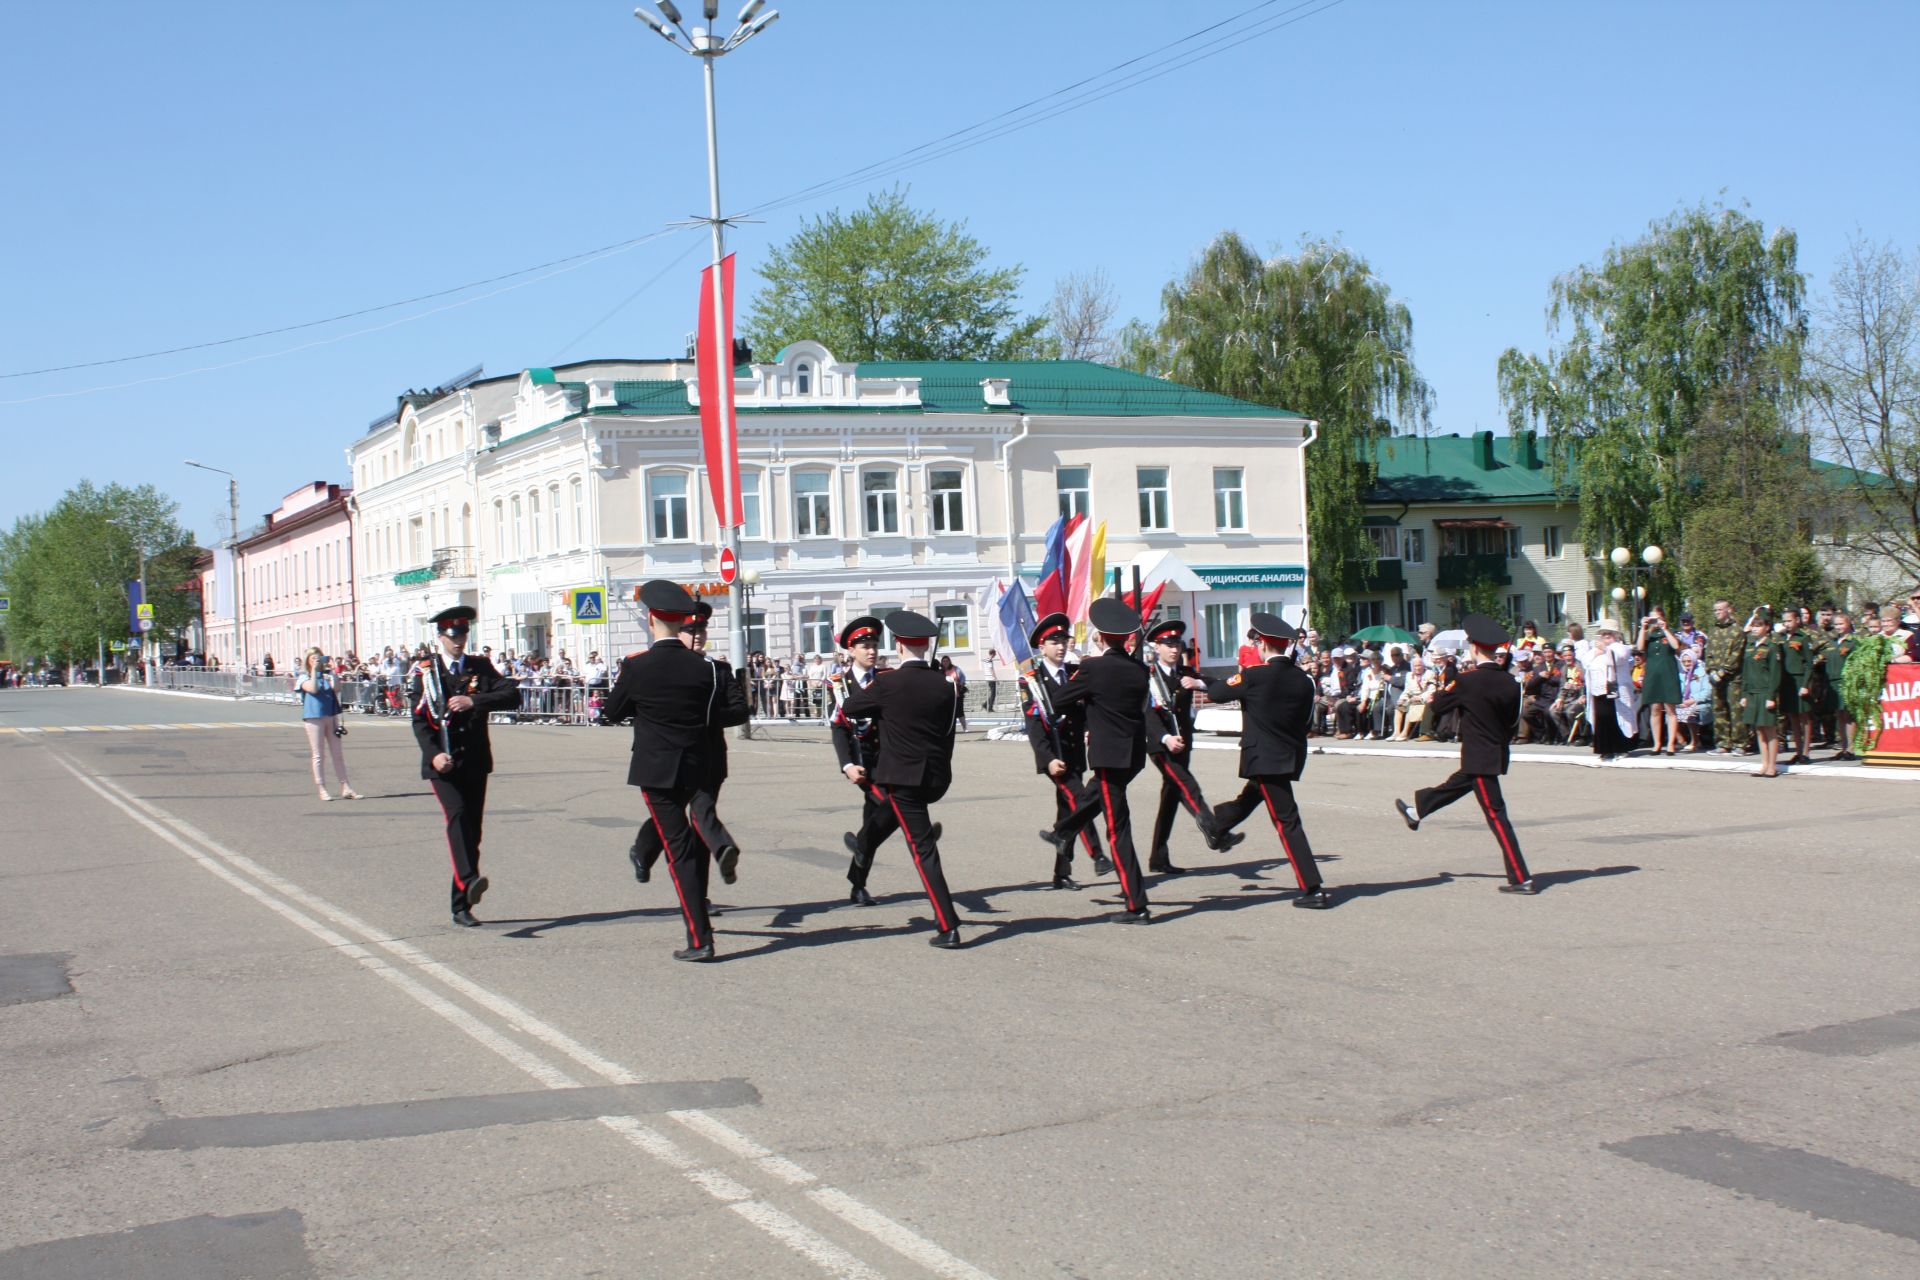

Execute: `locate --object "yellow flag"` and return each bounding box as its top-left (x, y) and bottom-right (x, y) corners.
top-left (1087, 520), bottom-right (1107, 613)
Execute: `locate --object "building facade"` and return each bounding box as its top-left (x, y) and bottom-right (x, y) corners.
top-left (232, 482), bottom-right (356, 669)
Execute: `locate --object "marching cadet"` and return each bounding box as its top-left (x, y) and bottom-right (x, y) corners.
top-left (1191, 612), bottom-right (1333, 909)
top-left (837, 610), bottom-right (966, 949)
top-left (1391, 613), bottom-right (1538, 895)
top-left (1021, 611), bottom-right (1111, 890)
top-left (831, 616), bottom-right (942, 906)
top-left (627, 598), bottom-right (747, 898)
top-left (1142, 619), bottom-right (1242, 875)
top-left (1739, 606), bottom-right (1786, 778)
top-left (1048, 597), bottom-right (1156, 924)
top-left (600, 580), bottom-right (750, 962)
top-left (409, 605), bottom-right (521, 927)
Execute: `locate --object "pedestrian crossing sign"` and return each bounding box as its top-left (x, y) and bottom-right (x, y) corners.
top-left (136, 603), bottom-right (154, 619)
top-left (0, 595), bottom-right (9, 613)
top-left (569, 587), bottom-right (606, 624)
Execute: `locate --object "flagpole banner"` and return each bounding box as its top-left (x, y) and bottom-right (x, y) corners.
top-left (997, 579), bottom-right (1038, 665)
top-left (1034, 514), bottom-right (1070, 620)
top-left (696, 254), bottom-right (744, 528)
top-left (1064, 516), bottom-right (1094, 624)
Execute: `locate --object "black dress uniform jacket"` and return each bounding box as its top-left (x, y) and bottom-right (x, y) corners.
top-left (1051, 652), bottom-right (1151, 771)
top-left (1022, 660), bottom-right (1091, 773)
top-left (410, 652), bottom-right (520, 778)
top-left (1204, 655), bottom-right (1313, 779)
top-left (1428, 664), bottom-right (1519, 776)
top-left (1147, 659), bottom-right (1199, 748)
top-left (830, 667), bottom-right (884, 771)
top-left (602, 639), bottom-right (749, 787)
top-left (838, 661), bottom-right (959, 790)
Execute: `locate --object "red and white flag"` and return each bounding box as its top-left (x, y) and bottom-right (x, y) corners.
top-left (696, 254), bottom-right (744, 529)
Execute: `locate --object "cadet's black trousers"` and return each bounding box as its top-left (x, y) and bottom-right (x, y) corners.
top-left (1056, 765), bottom-right (1149, 914)
top-left (846, 778), bottom-right (893, 888)
top-left (1212, 777), bottom-right (1324, 894)
top-left (1414, 770), bottom-right (1531, 885)
top-left (639, 784), bottom-right (712, 950)
top-left (858, 784), bottom-right (959, 933)
top-left (429, 771), bottom-right (488, 913)
top-left (1047, 769), bottom-right (1105, 876)
top-left (633, 783), bottom-right (735, 874)
top-left (1148, 750), bottom-right (1216, 860)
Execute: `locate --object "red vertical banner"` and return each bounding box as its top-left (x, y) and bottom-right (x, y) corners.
top-left (696, 253), bottom-right (744, 528)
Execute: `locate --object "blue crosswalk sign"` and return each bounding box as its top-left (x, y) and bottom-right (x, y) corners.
top-left (569, 588), bottom-right (605, 624)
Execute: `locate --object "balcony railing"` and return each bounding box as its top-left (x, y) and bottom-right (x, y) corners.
top-left (1436, 552), bottom-right (1513, 589)
top-left (1344, 557), bottom-right (1406, 592)
top-left (392, 545), bottom-right (476, 587)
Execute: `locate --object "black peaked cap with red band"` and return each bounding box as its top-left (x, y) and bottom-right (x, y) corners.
top-left (885, 609), bottom-right (938, 641)
top-left (1147, 619), bottom-right (1186, 645)
top-left (1029, 611), bottom-right (1071, 647)
top-left (839, 615), bottom-right (883, 648)
top-left (639, 578), bottom-right (696, 619)
top-left (1089, 597), bottom-right (1141, 637)
top-left (1249, 611), bottom-right (1298, 642)
top-left (431, 605), bottom-right (477, 629)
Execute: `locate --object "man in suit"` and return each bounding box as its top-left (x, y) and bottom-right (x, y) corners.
top-left (1393, 613), bottom-right (1537, 894)
top-left (1048, 597), bottom-right (1156, 923)
top-left (409, 605), bottom-right (522, 926)
top-left (1021, 611), bottom-right (1111, 889)
top-left (1143, 619), bottom-right (1242, 875)
top-left (627, 598), bottom-right (748, 899)
top-left (837, 610), bottom-right (965, 949)
top-left (1191, 612), bottom-right (1333, 909)
top-left (600, 580), bottom-right (751, 961)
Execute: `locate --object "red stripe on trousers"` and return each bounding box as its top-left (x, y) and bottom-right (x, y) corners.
top-left (1098, 773), bottom-right (1139, 911)
top-left (1155, 754), bottom-right (1202, 816)
top-left (642, 791), bottom-right (702, 948)
top-left (1057, 779), bottom-right (1100, 858)
top-left (431, 783), bottom-right (468, 891)
top-left (1474, 776), bottom-right (1527, 884)
top-left (881, 788), bottom-right (951, 932)
top-left (1257, 782), bottom-right (1310, 891)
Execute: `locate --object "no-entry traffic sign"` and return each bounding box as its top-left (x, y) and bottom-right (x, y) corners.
top-left (718, 546), bottom-right (738, 585)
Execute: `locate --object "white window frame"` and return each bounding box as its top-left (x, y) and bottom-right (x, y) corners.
top-left (862, 466), bottom-right (901, 536)
top-left (1363, 526), bottom-right (1397, 559)
top-left (493, 500), bottom-right (505, 559)
top-left (934, 601), bottom-right (971, 650)
top-left (1504, 525), bottom-right (1522, 559)
top-left (511, 495), bottom-right (525, 559)
top-left (739, 469), bottom-right (764, 540)
top-left (1547, 592), bottom-right (1566, 625)
top-left (1404, 598), bottom-right (1429, 629)
top-left (929, 467), bottom-right (967, 534)
top-left (1505, 593), bottom-right (1526, 620)
top-left (1213, 467), bottom-right (1246, 532)
top-left (1544, 525), bottom-right (1564, 559)
top-left (1203, 602), bottom-right (1237, 662)
top-left (793, 469), bottom-right (833, 539)
top-left (1137, 466), bottom-right (1171, 532)
top-left (529, 489), bottom-right (544, 555)
top-left (799, 606), bottom-right (834, 655)
top-left (1401, 528), bottom-right (1426, 566)
top-left (1057, 465), bottom-right (1091, 521)
top-left (648, 470), bottom-right (693, 544)
top-left (548, 484), bottom-right (563, 551)
top-left (570, 478), bottom-right (585, 549)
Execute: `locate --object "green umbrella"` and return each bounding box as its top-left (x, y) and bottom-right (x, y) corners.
top-left (1350, 625), bottom-right (1418, 645)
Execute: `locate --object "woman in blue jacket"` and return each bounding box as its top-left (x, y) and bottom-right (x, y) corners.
top-left (296, 648), bottom-right (361, 802)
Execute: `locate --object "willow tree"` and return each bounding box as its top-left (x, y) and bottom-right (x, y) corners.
top-left (1143, 233), bottom-right (1431, 632)
top-left (1497, 203), bottom-right (1807, 610)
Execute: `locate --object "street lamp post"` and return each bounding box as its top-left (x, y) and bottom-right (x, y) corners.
top-left (106, 517), bottom-right (152, 686)
top-left (634, 1), bottom-right (779, 677)
top-left (738, 566), bottom-right (761, 737)
top-left (186, 460), bottom-right (246, 675)
top-left (1608, 544), bottom-right (1666, 630)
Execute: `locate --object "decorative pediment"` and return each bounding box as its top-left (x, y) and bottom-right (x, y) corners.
top-left (686, 341), bottom-right (921, 409)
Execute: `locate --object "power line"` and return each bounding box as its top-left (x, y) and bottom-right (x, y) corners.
top-left (549, 238), bottom-right (706, 365)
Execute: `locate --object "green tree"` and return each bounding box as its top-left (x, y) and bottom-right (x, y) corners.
top-left (1498, 202), bottom-right (1807, 612)
top-left (1139, 232), bottom-right (1432, 632)
top-left (742, 188), bottom-right (1045, 361)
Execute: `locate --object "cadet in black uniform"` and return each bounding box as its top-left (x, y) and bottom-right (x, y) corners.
top-left (1142, 619), bottom-right (1241, 875)
top-left (1194, 612), bottom-right (1333, 909)
top-left (830, 616), bottom-right (945, 905)
top-left (628, 598), bottom-right (748, 897)
top-left (1021, 611), bottom-right (1110, 889)
top-left (1049, 597), bottom-right (1155, 923)
top-left (600, 580), bottom-right (751, 961)
top-left (1392, 613), bottom-right (1537, 894)
top-left (837, 610), bottom-right (965, 949)
top-left (409, 605), bottom-right (522, 926)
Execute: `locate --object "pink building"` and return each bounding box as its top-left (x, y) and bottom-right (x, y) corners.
top-left (236, 482), bottom-right (357, 672)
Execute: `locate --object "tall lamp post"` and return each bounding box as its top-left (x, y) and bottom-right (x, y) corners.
top-left (1608, 544), bottom-right (1665, 630)
top-left (186, 460), bottom-right (246, 674)
top-left (105, 517), bottom-right (153, 686)
top-left (738, 566), bottom-right (761, 738)
top-left (634, 0), bottom-right (779, 677)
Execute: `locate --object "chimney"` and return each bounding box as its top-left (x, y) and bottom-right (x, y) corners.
top-left (1475, 430), bottom-right (1497, 471)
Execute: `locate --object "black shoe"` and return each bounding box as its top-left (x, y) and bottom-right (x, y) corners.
top-left (717, 845), bottom-right (740, 885)
top-left (1092, 856), bottom-right (1114, 877)
top-left (673, 943), bottom-right (716, 961)
top-left (1036, 827), bottom-right (1061, 848)
top-left (451, 909), bottom-right (481, 927)
top-left (1499, 879), bottom-right (1539, 896)
top-left (1049, 875), bottom-right (1081, 891)
top-left (1148, 853), bottom-right (1187, 875)
top-left (1293, 888), bottom-right (1334, 909)
top-left (929, 822), bottom-right (943, 844)
top-left (465, 876), bottom-right (489, 909)
top-left (928, 929), bottom-right (963, 950)
top-left (1206, 828), bottom-right (1246, 853)
top-left (849, 886), bottom-right (876, 906)
top-left (1108, 909), bottom-right (1153, 925)
top-left (628, 844), bottom-right (651, 883)
top-left (706, 898), bottom-right (724, 917)
top-left (1394, 799), bottom-right (1420, 832)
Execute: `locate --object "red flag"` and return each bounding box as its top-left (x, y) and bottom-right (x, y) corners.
top-left (1122, 580), bottom-right (1168, 619)
top-left (696, 254), bottom-right (744, 528)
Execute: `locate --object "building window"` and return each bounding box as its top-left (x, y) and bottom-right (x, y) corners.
top-left (1402, 528), bottom-right (1426, 565)
top-left (511, 495), bottom-right (524, 559)
top-left (1547, 592), bottom-right (1566, 625)
top-left (1586, 590), bottom-right (1603, 622)
top-left (1057, 466), bottom-right (1091, 521)
top-left (1405, 598), bottom-right (1429, 629)
top-left (744, 609), bottom-right (766, 654)
top-left (409, 517), bottom-right (425, 565)
top-left (799, 607), bottom-right (834, 655)
top-left (929, 468), bottom-right (966, 533)
top-left (549, 485), bottom-right (562, 550)
top-left (795, 362), bottom-right (812, 395)
top-left (649, 471), bottom-right (690, 542)
top-left (493, 500), bottom-right (505, 559)
top-left (529, 490), bottom-right (543, 554)
top-left (935, 602), bottom-right (971, 649)
top-left (794, 471), bottom-right (832, 538)
top-left (569, 480), bottom-right (585, 549)
top-left (863, 468), bottom-right (900, 535)
top-left (1350, 600), bottom-right (1386, 632)
top-left (1203, 602), bottom-right (1237, 663)
top-left (1137, 466), bottom-right (1171, 532)
top-left (1505, 593), bottom-right (1526, 620)
top-left (740, 470), bottom-right (763, 539)
top-left (1505, 525), bottom-right (1522, 559)
top-left (1213, 467), bottom-right (1245, 531)
top-left (1363, 526), bottom-right (1397, 558)
top-left (1544, 525), bottom-right (1564, 559)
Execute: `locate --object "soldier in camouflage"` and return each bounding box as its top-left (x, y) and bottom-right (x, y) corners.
top-left (1705, 598), bottom-right (1751, 753)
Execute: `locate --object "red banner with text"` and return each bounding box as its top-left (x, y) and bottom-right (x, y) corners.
top-left (1867, 669), bottom-right (1920, 765)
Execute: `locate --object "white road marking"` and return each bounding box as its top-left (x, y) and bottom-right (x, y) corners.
top-left (49, 752), bottom-right (993, 1280)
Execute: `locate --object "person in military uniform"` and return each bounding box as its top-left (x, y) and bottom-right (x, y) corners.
top-left (1705, 598), bottom-right (1751, 754)
top-left (1739, 607), bottom-right (1786, 778)
top-left (1048, 597), bottom-right (1156, 923)
top-left (1826, 611), bottom-right (1859, 761)
top-left (1142, 619), bottom-right (1242, 875)
top-left (1392, 614), bottom-right (1537, 895)
top-left (409, 605), bottom-right (522, 926)
top-left (1021, 611), bottom-right (1111, 889)
top-left (627, 598), bottom-right (748, 900)
top-left (1779, 607), bottom-right (1825, 765)
top-left (830, 616), bottom-right (942, 906)
top-left (836, 610), bottom-right (965, 949)
top-left (1189, 612), bottom-right (1333, 910)
top-left (600, 580), bottom-right (751, 961)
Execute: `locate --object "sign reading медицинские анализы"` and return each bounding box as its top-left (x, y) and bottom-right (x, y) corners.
top-left (1191, 566), bottom-right (1307, 590)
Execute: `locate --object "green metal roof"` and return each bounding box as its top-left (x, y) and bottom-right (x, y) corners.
top-left (527, 367), bottom-right (557, 385)
top-left (1367, 432), bottom-right (1563, 506)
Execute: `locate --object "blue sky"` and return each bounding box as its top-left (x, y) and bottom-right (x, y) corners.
top-left (2, 0), bottom-right (1913, 544)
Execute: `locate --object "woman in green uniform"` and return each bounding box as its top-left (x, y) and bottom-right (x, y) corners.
top-left (1739, 608), bottom-right (1785, 778)
top-left (1825, 611), bottom-right (1858, 761)
top-left (1636, 606), bottom-right (1685, 755)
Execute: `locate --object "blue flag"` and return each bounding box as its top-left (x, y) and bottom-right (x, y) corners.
top-left (997, 578), bottom-right (1037, 665)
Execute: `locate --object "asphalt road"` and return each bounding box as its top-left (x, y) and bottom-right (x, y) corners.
top-left (3, 687), bottom-right (1918, 1278)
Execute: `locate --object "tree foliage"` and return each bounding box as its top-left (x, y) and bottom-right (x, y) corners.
top-left (742, 188), bottom-right (1045, 362)
top-left (1137, 232), bottom-right (1432, 632)
top-left (0, 481), bottom-right (198, 667)
top-left (1498, 203), bottom-right (1808, 612)
top-left (1038, 268), bottom-right (1121, 363)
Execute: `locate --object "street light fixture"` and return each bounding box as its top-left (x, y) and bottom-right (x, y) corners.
top-left (633, 0), bottom-right (779, 683)
top-left (1608, 544), bottom-right (1666, 629)
top-left (106, 516), bottom-right (154, 686)
top-left (186, 459), bottom-right (247, 675)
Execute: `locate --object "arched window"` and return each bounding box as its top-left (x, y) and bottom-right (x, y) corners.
top-left (461, 503), bottom-right (473, 548)
top-left (549, 485), bottom-right (562, 550)
top-left (493, 501), bottom-right (505, 558)
top-left (795, 362), bottom-right (812, 395)
top-left (570, 478), bottom-right (586, 548)
top-left (529, 489), bottom-right (543, 554)
top-left (511, 495), bottom-right (524, 559)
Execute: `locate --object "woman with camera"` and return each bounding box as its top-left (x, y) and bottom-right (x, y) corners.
top-left (296, 647), bottom-right (360, 802)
